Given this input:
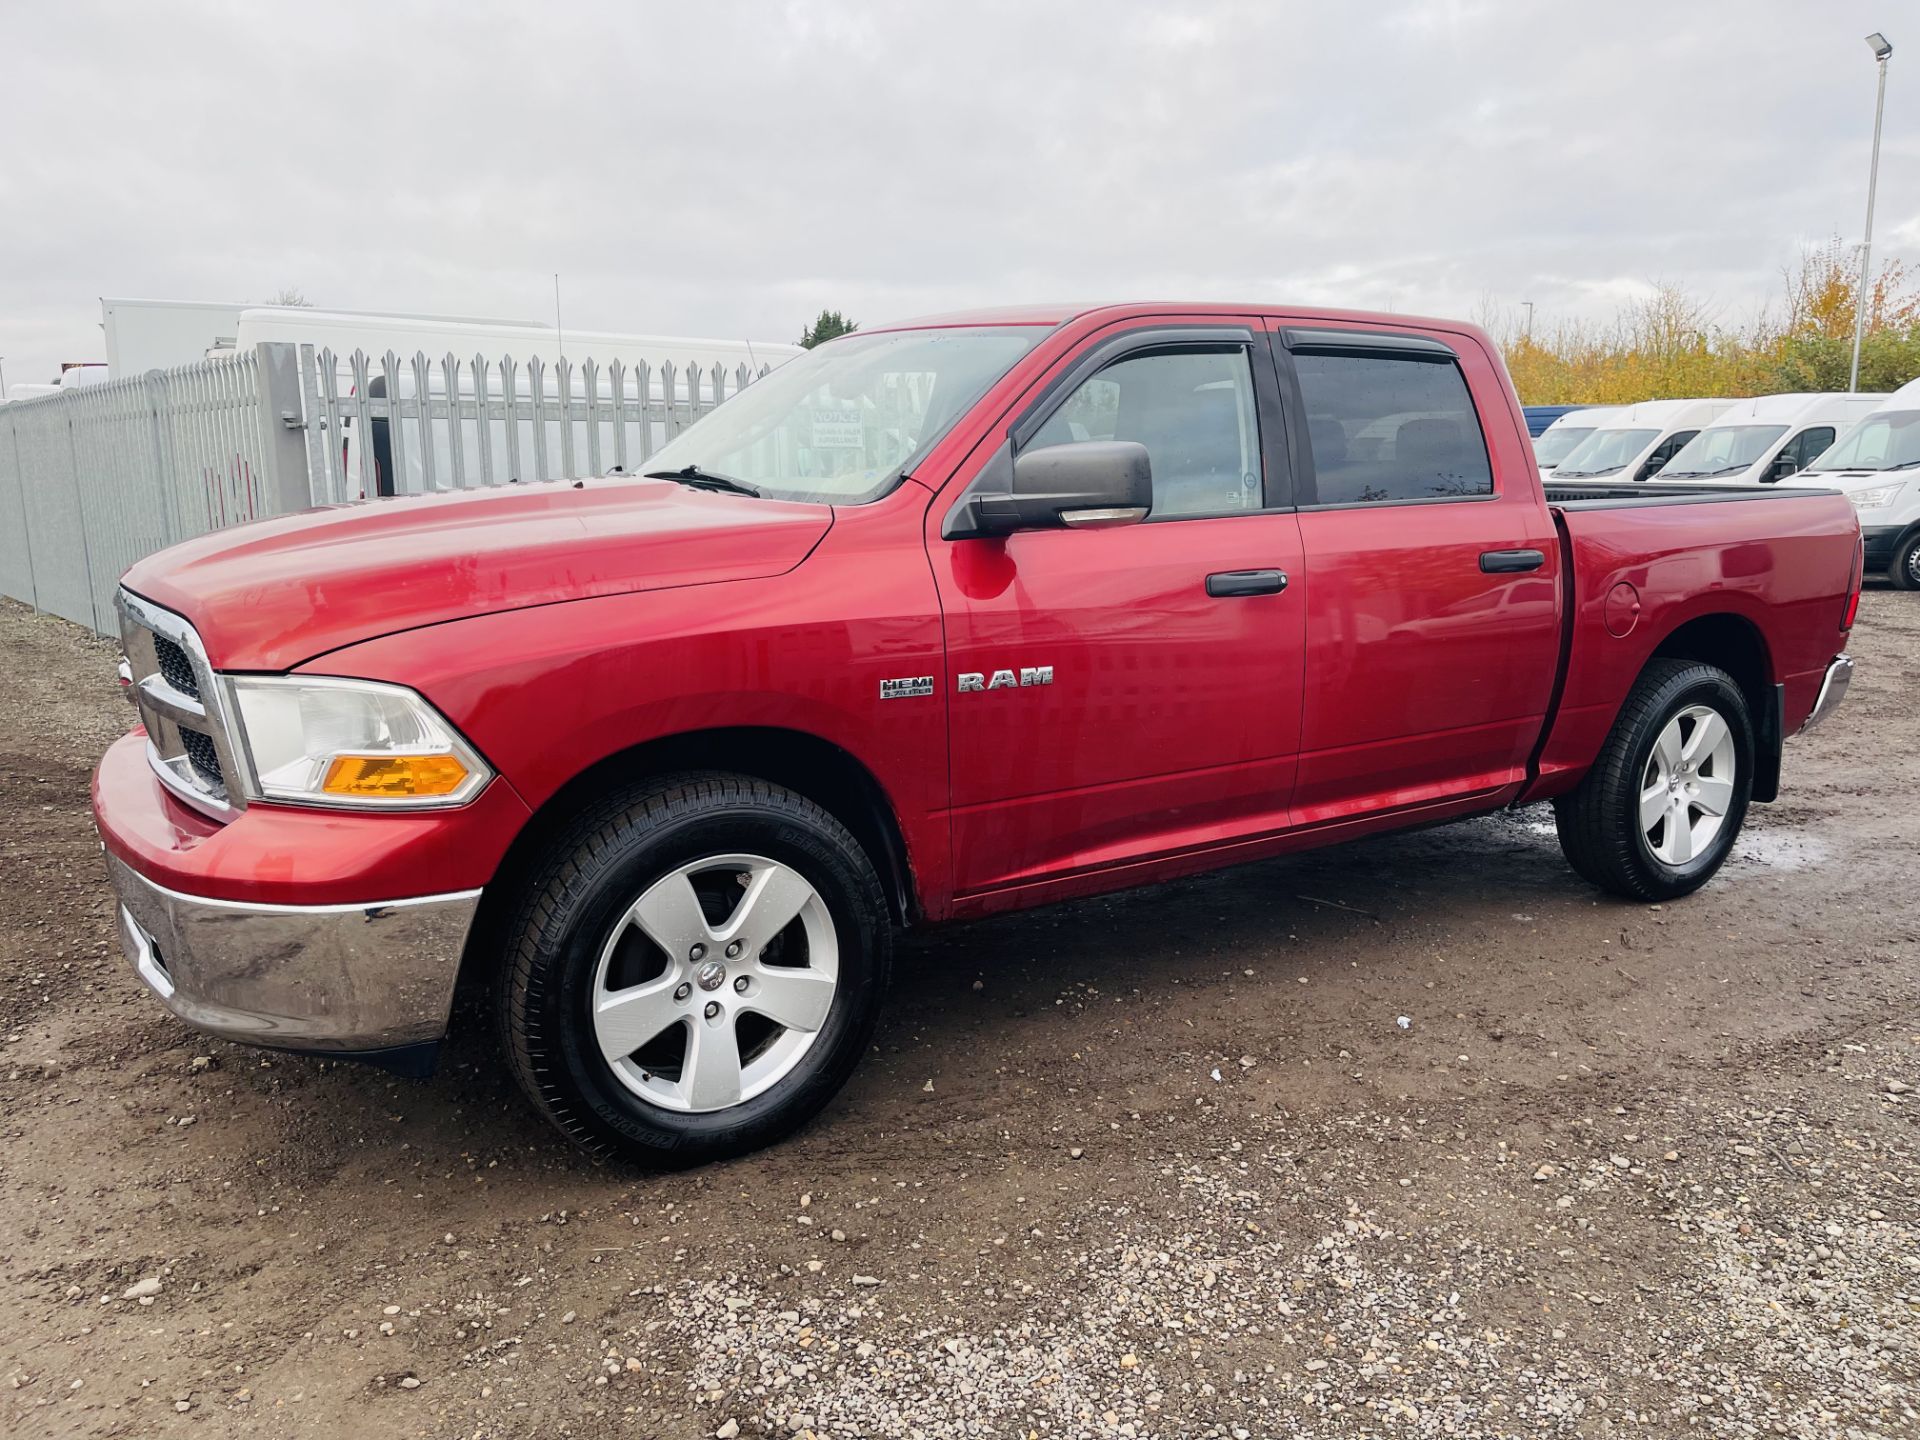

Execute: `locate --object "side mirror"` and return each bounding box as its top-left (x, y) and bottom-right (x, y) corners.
top-left (948, 440), bottom-right (1153, 538)
top-left (1766, 455), bottom-right (1797, 483)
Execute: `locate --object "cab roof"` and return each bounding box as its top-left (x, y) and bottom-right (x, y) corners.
top-left (869, 301), bottom-right (1476, 334)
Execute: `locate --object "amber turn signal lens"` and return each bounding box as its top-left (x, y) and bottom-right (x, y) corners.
top-left (321, 753), bottom-right (470, 798)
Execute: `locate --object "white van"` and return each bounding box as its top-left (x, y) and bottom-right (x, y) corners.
top-left (1796, 377), bottom-right (1920, 588)
top-left (1549, 398), bottom-right (1739, 484)
top-left (1533, 406), bottom-right (1621, 477)
top-left (1653, 393), bottom-right (1887, 485)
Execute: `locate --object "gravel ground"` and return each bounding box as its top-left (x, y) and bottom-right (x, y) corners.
top-left (0, 591), bottom-right (1915, 1440)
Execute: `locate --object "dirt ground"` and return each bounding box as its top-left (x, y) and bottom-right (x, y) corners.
top-left (1, 592), bottom-right (1915, 1440)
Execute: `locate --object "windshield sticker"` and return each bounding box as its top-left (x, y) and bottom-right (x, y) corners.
top-left (810, 408), bottom-right (865, 449)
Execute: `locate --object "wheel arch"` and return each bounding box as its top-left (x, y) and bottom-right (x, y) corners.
top-left (459, 726), bottom-right (920, 1004)
top-left (1646, 611), bottom-right (1780, 802)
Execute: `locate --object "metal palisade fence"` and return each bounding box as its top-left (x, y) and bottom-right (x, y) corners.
top-left (0, 341), bottom-right (773, 636)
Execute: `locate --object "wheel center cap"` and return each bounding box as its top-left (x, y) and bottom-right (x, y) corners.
top-left (696, 960), bottom-right (727, 992)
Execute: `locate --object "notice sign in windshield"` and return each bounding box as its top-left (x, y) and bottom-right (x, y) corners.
top-left (810, 408), bottom-right (865, 449)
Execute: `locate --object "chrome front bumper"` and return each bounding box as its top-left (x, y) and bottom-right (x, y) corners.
top-left (106, 852), bottom-right (479, 1061)
top-left (1798, 653), bottom-right (1854, 735)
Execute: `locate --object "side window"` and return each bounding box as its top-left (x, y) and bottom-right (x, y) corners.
top-left (1290, 351), bottom-right (1493, 504)
top-left (1787, 427), bottom-right (1836, 470)
top-left (1027, 347), bottom-right (1262, 518)
top-left (1638, 431), bottom-right (1695, 480)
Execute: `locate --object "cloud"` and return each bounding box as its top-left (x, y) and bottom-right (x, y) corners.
top-left (0, 0), bottom-right (1910, 386)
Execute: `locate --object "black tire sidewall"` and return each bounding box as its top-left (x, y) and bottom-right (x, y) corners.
top-left (1623, 671), bottom-right (1753, 890)
top-left (522, 793), bottom-right (885, 1164)
top-left (1893, 535), bottom-right (1920, 591)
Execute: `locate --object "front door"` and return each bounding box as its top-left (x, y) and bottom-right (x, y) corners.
top-left (929, 323), bottom-right (1308, 898)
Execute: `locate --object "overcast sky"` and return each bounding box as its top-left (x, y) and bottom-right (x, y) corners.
top-left (2, 0), bottom-right (1913, 386)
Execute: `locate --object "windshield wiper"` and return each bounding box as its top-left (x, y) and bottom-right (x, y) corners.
top-left (644, 464), bottom-right (761, 497)
top-left (1885, 458), bottom-right (1920, 471)
top-left (1665, 464), bottom-right (1746, 478)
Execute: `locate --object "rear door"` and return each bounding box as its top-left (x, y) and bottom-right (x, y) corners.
top-left (1268, 321), bottom-right (1562, 826)
top-left (929, 320), bottom-right (1308, 897)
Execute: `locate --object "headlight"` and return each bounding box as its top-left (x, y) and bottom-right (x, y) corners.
top-left (225, 676), bottom-right (491, 808)
top-left (1847, 483), bottom-right (1905, 510)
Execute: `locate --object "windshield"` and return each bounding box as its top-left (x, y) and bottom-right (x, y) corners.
top-left (1660, 424), bottom-right (1789, 477)
top-left (1553, 427), bottom-right (1659, 478)
top-left (1533, 426), bottom-right (1595, 467)
top-left (641, 326), bottom-right (1050, 503)
top-left (1807, 410), bottom-right (1920, 472)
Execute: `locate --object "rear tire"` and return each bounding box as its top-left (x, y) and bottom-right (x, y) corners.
top-left (1890, 531), bottom-right (1920, 591)
top-left (1553, 659), bottom-right (1753, 902)
top-left (498, 773), bottom-right (890, 1167)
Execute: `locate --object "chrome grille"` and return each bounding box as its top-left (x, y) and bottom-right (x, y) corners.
top-left (116, 589), bottom-right (247, 822)
top-left (180, 727), bottom-right (224, 788)
top-left (153, 636), bottom-right (199, 699)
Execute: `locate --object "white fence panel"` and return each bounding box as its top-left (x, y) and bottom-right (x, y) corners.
top-left (8, 397), bottom-right (97, 629)
top-left (302, 346), bottom-right (771, 499)
top-left (2, 340), bottom-right (778, 636)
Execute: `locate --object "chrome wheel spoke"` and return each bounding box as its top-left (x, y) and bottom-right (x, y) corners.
top-left (726, 861), bottom-right (815, 952)
top-left (1664, 799), bottom-right (1697, 863)
top-left (1652, 721), bottom-right (1684, 775)
top-left (1692, 773), bottom-right (1734, 817)
top-left (745, 965), bottom-right (837, 1033)
top-left (683, 1017), bottom-right (744, 1110)
top-left (1639, 780), bottom-right (1669, 831)
top-left (1681, 710), bottom-right (1728, 768)
top-left (630, 870), bottom-right (712, 956)
top-left (593, 979), bottom-right (683, 1066)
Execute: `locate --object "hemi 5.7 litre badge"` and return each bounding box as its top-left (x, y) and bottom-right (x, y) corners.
top-left (880, 676), bottom-right (935, 700)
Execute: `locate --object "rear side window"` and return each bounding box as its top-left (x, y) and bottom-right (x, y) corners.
top-left (1292, 352), bottom-right (1493, 504)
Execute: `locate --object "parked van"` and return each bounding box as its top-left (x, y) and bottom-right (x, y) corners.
top-left (1533, 406), bottom-right (1621, 476)
top-left (1654, 393), bottom-right (1886, 485)
top-left (1796, 377), bottom-right (1920, 588)
top-left (1549, 398), bottom-right (1737, 483)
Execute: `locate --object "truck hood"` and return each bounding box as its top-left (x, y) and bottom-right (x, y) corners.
top-left (121, 478), bottom-right (833, 670)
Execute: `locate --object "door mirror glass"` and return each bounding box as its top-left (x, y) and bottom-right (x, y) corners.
top-left (951, 440), bottom-right (1153, 537)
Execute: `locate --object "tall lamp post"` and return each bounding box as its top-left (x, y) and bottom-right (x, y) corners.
top-left (1850, 31), bottom-right (1894, 393)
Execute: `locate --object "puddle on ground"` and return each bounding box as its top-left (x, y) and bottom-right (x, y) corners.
top-left (1499, 809), bottom-right (1831, 873)
top-left (1732, 827), bottom-right (1834, 871)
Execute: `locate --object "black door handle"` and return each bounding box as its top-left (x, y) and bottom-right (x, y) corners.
top-left (1206, 569), bottom-right (1288, 597)
top-left (1479, 549), bottom-right (1546, 574)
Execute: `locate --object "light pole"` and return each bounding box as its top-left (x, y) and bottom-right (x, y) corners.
top-left (1850, 31), bottom-right (1893, 393)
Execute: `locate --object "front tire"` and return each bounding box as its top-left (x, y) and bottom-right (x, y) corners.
top-left (498, 773), bottom-right (890, 1166)
top-left (1553, 659), bottom-right (1753, 902)
top-left (1890, 531), bottom-right (1920, 591)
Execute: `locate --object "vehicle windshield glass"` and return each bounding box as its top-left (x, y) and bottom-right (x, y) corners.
top-left (1806, 410), bottom-right (1920, 472)
top-left (641, 326), bottom-right (1051, 503)
top-left (1552, 427), bottom-right (1659, 477)
top-left (1660, 424), bottom-right (1789, 476)
top-left (1533, 425), bottom-right (1595, 466)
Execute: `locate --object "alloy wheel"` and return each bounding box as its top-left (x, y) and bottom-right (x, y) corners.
top-left (590, 854), bottom-right (838, 1113)
top-left (1639, 704), bottom-right (1736, 866)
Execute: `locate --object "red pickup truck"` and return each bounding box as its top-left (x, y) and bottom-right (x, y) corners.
top-left (93, 303), bottom-right (1861, 1164)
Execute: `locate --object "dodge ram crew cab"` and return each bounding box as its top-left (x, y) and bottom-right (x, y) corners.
top-left (92, 303), bottom-right (1863, 1165)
